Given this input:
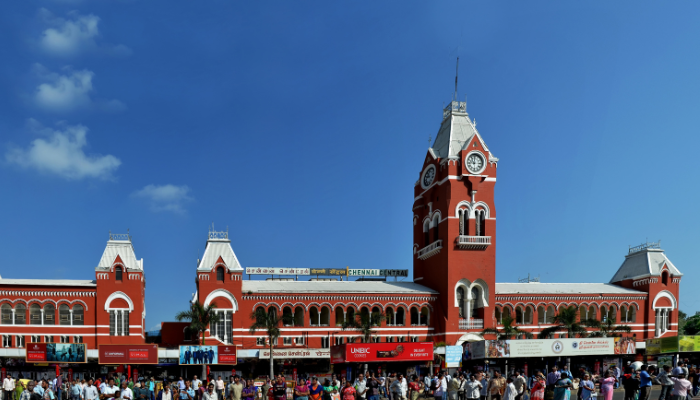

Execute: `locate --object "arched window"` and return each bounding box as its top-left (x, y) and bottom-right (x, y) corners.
top-left (335, 306), bottom-right (344, 326)
top-left (423, 220), bottom-right (430, 246)
top-left (662, 271), bottom-right (669, 286)
top-left (537, 306), bottom-right (545, 324)
top-left (72, 305), bottom-right (84, 326)
top-left (347, 307), bottom-right (356, 323)
top-left (620, 306), bottom-right (628, 323)
top-left (282, 307), bottom-right (293, 326)
top-left (386, 307), bottom-right (395, 326)
top-left (267, 306), bottom-right (277, 319)
top-left (475, 209), bottom-right (486, 236)
top-left (14, 304), bottom-right (26, 325)
top-left (310, 306), bottom-right (319, 326)
top-left (255, 306), bottom-right (265, 323)
top-left (546, 306), bottom-right (555, 324)
top-left (432, 215), bottom-right (440, 242)
top-left (294, 306), bottom-right (304, 327)
top-left (115, 267), bottom-right (123, 281)
top-left (524, 306), bottom-right (533, 324)
top-left (628, 305), bottom-right (636, 323)
top-left (360, 307), bottom-right (370, 322)
top-left (579, 305), bottom-right (588, 322)
top-left (608, 305), bottom-right (617, 323)
top-left (0, 304), bottom-right (11, 325)
top-left (515, 306), bottom-right (524, 324)
top-left (600, 305), bottom-right (608, 322)
top-left (371, 306), bottom-right (381, 326)
top-left (216, 267), bottom-right (225, 282)
top-left (320, 306), bottom-right (330, 326)
top-left (59, 305), bottom-right (70, 325)
top-left (43, 304), bottom-right (55, 325)
top-left (588, 304), bottom-right (598, 321)
top-left (457, 287), bottom-right (466, 318)
top-left (496, 307), bottom-right (503, 324)
top-left (458, 208), bottom-right (469, 236)
top-left (503, 306), bottom-right (512, 321)
top-left (30, 304), bottom-right (42, 325)
top-left (420, 306), bottom-right (429, 325)
top-left (471, 287), bottom-right (481, 318)
top-left (410, 307), bottom-right (419, 325)
top-left (396, 307), bottom-right (405, 326)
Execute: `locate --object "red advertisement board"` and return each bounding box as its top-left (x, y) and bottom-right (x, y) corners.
top-left (99, 345), bottom-right (159, 364)
top-left (218, 346), bottom-right (238, 365)
top-left (330, 342), bottom-right (433, 363)
top-left (26, 343), bottom-right (87, 363)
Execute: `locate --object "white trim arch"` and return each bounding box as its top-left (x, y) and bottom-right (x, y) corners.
top-left (454, 201), bottom-right (473, 218)
top-left (203, 289), bottom-right (239, 313)
top-left (105, 291), bottom-right (134, 311)
top-left (653, 290), bottom-right (677, 309)
top-left (473, 202), bottom-right (491, 219)
top-left (455, 333), bottom-right (484, 346)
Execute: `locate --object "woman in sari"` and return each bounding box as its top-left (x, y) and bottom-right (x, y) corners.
top-left (554, 372), bottom-right (573, 400)
top-left (531, 373), bottom-right (546, 400)
top-left (598, 371), bottom-right (616, 400)
top-left (579, 374), bottom-right (595, 400)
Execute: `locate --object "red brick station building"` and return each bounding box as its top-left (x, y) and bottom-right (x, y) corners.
top-left (0, 99), bottom-right (682, 376)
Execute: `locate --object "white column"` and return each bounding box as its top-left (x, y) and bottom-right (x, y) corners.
top-left (69, 310), bottom-right (73, 326)
top-left (11, 309), bottom-right (15, 325)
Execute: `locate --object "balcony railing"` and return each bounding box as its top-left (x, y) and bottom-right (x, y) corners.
top-left (459, 318), bottom-right (484, 330)
top-left (456, 235), bottom-right (491, 250)
top-left (416, 240), bottom-right (443, 260)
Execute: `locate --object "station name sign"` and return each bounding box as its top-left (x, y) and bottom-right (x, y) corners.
top-left (348, 269), bottom-right (409, 277)
top-left (246, 267), bottom-right (409, 277)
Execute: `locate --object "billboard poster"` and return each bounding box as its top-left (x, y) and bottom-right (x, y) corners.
top-left (472, 338), bottom-right (615, 359)
top-left (646, 336), bottom-right (679, 355)
top-left (99, 345), bottom-right (159, 364)
top-left (679, 336), bottom-right (700, 352)
top-left (218, 346), bottom-right (238, 364)
top-left (614, 337), bottom-right (636, 354)
top-left (26, 343), bottom-right (87, 363)
top-left (445, 346), bottom-right (462, 367)
top-left (179, 345), bottom-right (219, 365)
top-left (330, 342), bottom-right (433, 363)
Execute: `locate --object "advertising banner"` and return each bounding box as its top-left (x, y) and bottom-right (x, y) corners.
top-left (179, 345), bottom-right (219, 365)
top-left (259, 348), bottom-right (329, 359)
top-left (99, 345), bottom-right (159, 364)
top-left (679, 336), bottom-right (700, 352)
top-left (646, 336), bottom-right (679, 355)
top-left (218, 346), bottom-right (238, 364)
top-left (614, 337), bottom-right (636, 354)
top-left (330, 342), bottom-right (433, 364)
top-left (245, 268), bottom-right (309, 275)
top-left (26, 343), bottom-right (87, 363)
top-left (445, 346), bottom-right (463, 367)
top-left (473, 338), bottom-right (615, 359)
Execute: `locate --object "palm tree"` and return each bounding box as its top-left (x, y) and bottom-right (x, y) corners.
top-left (585, 318), bottom-right (632, 337)
top-left (538, 305), bottom-right (587, 339)
top-left (249, 309), bottom-right (292, 379)
top-left (482, 315), bottom-right (533, 340)
top-left (175, 300), bottom-right (221, 377)
top-left (342, 312), bottom-right (386, 343)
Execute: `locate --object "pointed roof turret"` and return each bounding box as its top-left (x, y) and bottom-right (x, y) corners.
top-left (96, 232), bottom-right (143, 271)
top-left (610, 241), bottom-right (682, 283)
top-left (431, 101), bottom-right (498, 163)
top-left (196, 228), bottom-right (243, 272)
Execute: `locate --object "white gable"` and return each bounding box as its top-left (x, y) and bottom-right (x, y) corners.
top-left (610, 247), bottom-right (682, 283)
top-left (96, 235), bottom-right (143, 271)
top-left (431, 101), bottom-right (495, 160)
top-left (197, 233), bottom-right (243, 272)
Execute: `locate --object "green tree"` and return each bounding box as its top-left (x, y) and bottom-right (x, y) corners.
top-left (679, 310), bottom-right (689, 333)
top-left (682, 314), bottom-right (700, 335)
top-left (175, 300), bottom-right (221, 377)
top-left (584, 318), bottom-right (632, 337)
top-left (539, 306), bottom-right (587, 339)
top-left (342, 312), bottom-right (386, 343)
top-left (249, 309), bottom-right (292, 379)
top-left (482, 315), bottom-right (533, 340)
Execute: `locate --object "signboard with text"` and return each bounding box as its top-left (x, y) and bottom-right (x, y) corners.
top-left (347, 269), bottom-right (409, 277)
top-left (309, 269), bottom-right (347, 276)
top-left (218, 346), bottom-right (238, 364)
top-left (245, 268), bottom-right (310, 275)
top-left (330, 342), bottom-right (433, 363)
top-left (99, 344), bottom-right (159, 364)
top-left (259, 348), bottom-right (329, 359)
top-left (472, 338), bottom-right (615, 359)
top-left (26, 343), bottom-right (87, 363)
top-left (646, 336), bottom-right (679, 355)
top-left (445, 346), bottom-right (462, 367)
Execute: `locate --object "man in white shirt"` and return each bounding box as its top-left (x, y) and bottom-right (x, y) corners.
top-left (83, 379), bottom-right (99, 400)
top-left (191, 376), bottom-right (202, 400)
top-left (120, 382), bottom-right (133, 400)
top-left (389, 374), bottom-right (406, 400)
top-left (503, 379), bottom-right (516, 400)
top-left (465, 375), bottom-right (482, 400)
top-left (354, 373), bottom-right (368, 400)
top-left (512, 372), bottom-right (526, 400)
top-left (3, 374), bottom-right (16, 400)
top-left (102, 379), bottom-right (119, 399)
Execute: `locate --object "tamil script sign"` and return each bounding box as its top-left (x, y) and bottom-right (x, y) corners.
top-left (245, 268), bottom-right (310, 275)
top-left (347, 269), bottom-right (409, 277)
top-left (259, 348), bottom-right (329, 359)
top-left (99, 344), bottom-right (158, 364)
top-left (472, 338), bottom-right (615, 359)
top-left (309, 268), bottom-right (347, 276)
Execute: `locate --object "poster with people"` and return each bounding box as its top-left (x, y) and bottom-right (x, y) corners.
top-left (46, 343), bottom-right (86, 362)
top-left (614, 337), bottom-right (636, 354)
top-left (179, 345), bottom-right (219, 364)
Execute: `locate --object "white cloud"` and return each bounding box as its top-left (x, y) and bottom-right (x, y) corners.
top-left (131, 184), bottom-right (193, 214)
top-left (33, 64), bottom-right (125, 113)
top-left (39, 8), bottom-right (132, 57)
top-left (5, 120), bottom-right (121, 180)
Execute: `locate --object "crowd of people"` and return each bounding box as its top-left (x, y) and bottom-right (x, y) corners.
top-left (1, 363), bottom-right (699, 400)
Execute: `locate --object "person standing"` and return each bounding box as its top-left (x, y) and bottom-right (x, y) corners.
top-left (546, 368), bottom-right (560, 393)
top-left (464, 375), bottom-right (482, 400)
top-left (487, 372), bottom-right (505, 400)
top-left (241, 381), bottom-right (254, 400)
top-left (215, 378), bottom-right (225, 400)
top-left (309, 378), bottom-right (323, 400)
top-left (227, 377), bottom-right (242, 400)
top-left (121, 381), bottom-right (134, 400)
top-left (200, 384), bottom-right (214, 400)
top-left (19, 382), bottom-right (33, 400)
top-left (407, 376), bottom-right (421, 400)
top-left (42, 381), bottom-right (56, 400)
top-left (530, 373), bottom-right (546, 400)
top-left (4, 374), bottom-right (16, 400)
top-left (355, 374), bottom-right (368, 400)
top-left (598, 371), bottom-right (617, 400)
top-left (367, 373), bottom-right (380, 400)
top-left (638, 365), bottom-right (652, 400)
top-left (340, 382), bottom-right (355, 400)
top-left (656, 365), bottom-right (674, 400)
top-left (503, 379), bottom-right (516, 400)
top-left (272, 376), bottom-right (286, 400)
top-left (612, 366), bottom-right (621, 390)
top-left (512, 372), bottom-right (526, 400)
top-left (479, 374), bottom-right (489, 400)
top-left (578, 374), bottom-right (594, 400)
top-left (448, 375), bottom-right (460, 400)
top-left (552, 373), bottom-right (572, 400)
top-left (669, 374), bottom-right (692, 400)
top-left (71, 380), bottom-right (82, 400)
top-left (295, 379), bottom-right (310, 400)
top-left (83, 380), bottom-right (98, 400)
top-left (102, 379), bottom-right (119, 400)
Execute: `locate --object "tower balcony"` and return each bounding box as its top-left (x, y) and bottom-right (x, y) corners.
top-left (459, 318), bottom-right (484, 330)
top-left (456, 235), bottom-right (491, 249)
top-left (416, 240), bottom-right (442, 260)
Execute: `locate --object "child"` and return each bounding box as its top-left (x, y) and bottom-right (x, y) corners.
top-left (331, 388), bottom-right (340, 400)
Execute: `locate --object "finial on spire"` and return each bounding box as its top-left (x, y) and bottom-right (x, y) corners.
top-left (454, 57), bottom-right (459, 102)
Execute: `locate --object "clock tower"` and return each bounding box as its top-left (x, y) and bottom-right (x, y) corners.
top-left (413, 100), bottom-right (498, 344)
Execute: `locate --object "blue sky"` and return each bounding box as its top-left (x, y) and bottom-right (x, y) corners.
top-left (2, 1), bottom-right (699, 329)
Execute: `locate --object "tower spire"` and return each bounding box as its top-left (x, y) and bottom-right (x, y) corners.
top-left (453, 57), bottom-right (459, 101)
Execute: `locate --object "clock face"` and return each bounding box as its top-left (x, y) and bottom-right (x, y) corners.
top-left (422, 166), bottom-right (435, 187)
top-left (466, 153), bottom-right (485, 174)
